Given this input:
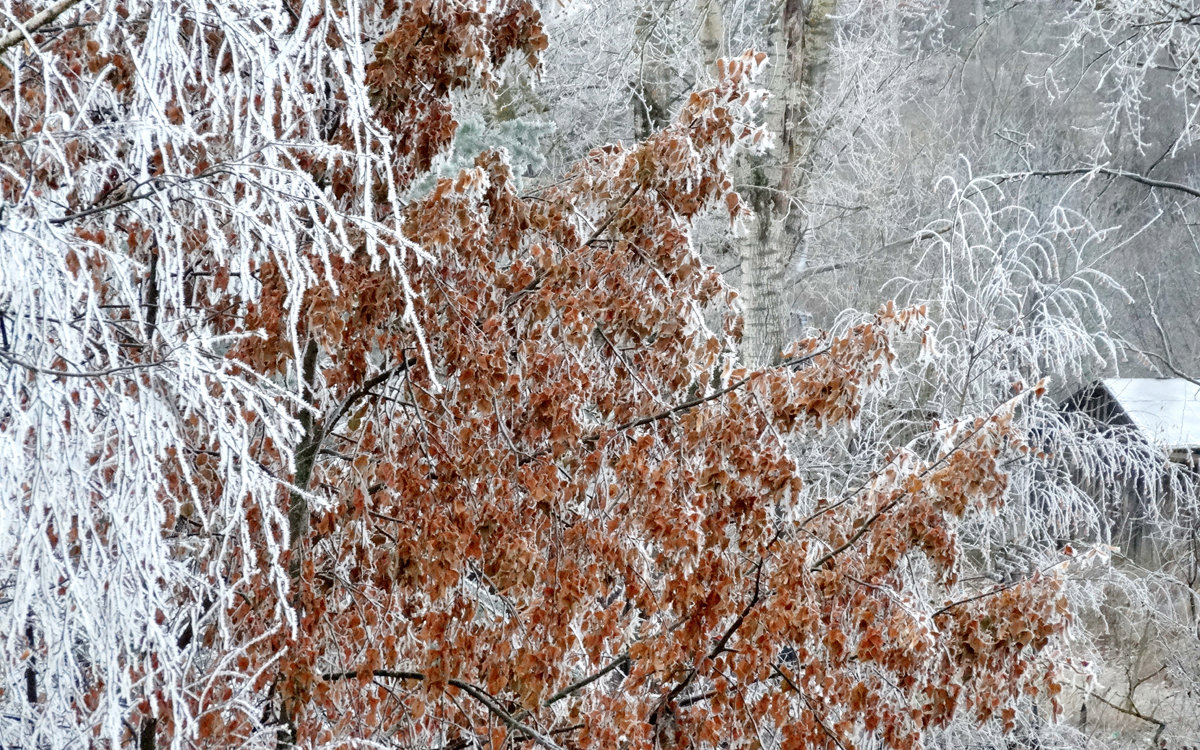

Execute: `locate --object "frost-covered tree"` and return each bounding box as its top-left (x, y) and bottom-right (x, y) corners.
top-left (0, 1), bottom-right (1078, 748)
top-left (0, 0), bottom-right (546, 745)
top-left (1046, 0), bottom-right (1200, 153)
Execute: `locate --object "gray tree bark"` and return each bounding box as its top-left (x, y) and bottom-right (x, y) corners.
top-left (697, 0), bottom-right (726, 72)
top-left (737, 0), bottom-right (835, 366)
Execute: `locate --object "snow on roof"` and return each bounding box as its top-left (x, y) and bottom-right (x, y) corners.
top-left (1102, 378), bottom-right (1200, 449)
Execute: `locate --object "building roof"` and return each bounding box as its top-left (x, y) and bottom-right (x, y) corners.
top-left (1100, 378), bottom-right (1200, 450)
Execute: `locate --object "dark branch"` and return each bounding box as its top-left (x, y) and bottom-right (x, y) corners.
top-left (544, 654), bottom-right (630, 706)
top-left (650, 562), bottom-right (764, 727)
top-left (984, 167), bottom-right (1200, 201)
top-left (808, 493), bottom-right (907, 571)
top-left (326, 357), bottom-right (416, 432)
top-left (1087, 690), bottom-right (1167, 743)
top-left (320, 669), bottom-right (566, 749)
top-left (447, 679), bottom-right (565, 750)
top-left (322, 669), bottom-right (425, 682)
top-left (614, 346), bottom-right (830, 434)
top-left (288, 338), bottom-right (322, 549)
top-left (614, 373), bottom-right (754, 434)
top-left (138, 717), bottom-right (157, 750)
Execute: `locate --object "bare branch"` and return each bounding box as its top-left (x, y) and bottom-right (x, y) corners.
top-left (0, 350), bottom-right (171, 379)
top-left (0, 0), bottom-right (84, 55)
top-left (984, 166), bottom-right (1200, 201)
top-left (447, 679), bottom-right (565, 750)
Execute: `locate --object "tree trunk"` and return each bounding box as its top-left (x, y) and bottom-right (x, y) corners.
top-left (288, 337), bottom-right (321, 554)
top-left (632, 2), bottom-right (676, 139)
top-left (737, 0), bottom-right (835, 366)
top-left (696, 0), bottom-right (725, 72)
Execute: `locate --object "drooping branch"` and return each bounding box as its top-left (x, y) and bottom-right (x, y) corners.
top-left (321, 668), bottom-right (574, 749)
top-left (581, 184), bottom-right (642, 248)
top-left (48, 184), bottom-right (163, 226)
top-left (794, 261), bottom-right (851, 282)
top-left (932, 559), bottom-right (1068, 617)
top-left (708, 562), bottom-right (764, 659)
top-left (612, 373), bottom-right (755, 434)
top-left (808, 493), bottom-right (909, 571)
top-left (1134, 272), bottom-right (1200, 388)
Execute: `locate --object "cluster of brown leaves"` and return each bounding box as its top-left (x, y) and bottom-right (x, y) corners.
top-left (365, 0), bottom-right (546, 177)
top-left (216, 27), bottom-right (1070, 750)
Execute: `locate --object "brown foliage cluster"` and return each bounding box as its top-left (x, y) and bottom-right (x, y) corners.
top-left (365, 0), bottom-right (546, 175)
top-left (225, 33), bottom-right (1068, 750)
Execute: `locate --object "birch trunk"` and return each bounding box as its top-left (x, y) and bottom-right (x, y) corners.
top-left (697, 0), bottom-right (726, 72)
top-left (738, 0), bottom-right (835, 366)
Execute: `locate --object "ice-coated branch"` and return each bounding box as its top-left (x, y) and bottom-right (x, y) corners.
top-left (0, 0), bottom-right (84, 55)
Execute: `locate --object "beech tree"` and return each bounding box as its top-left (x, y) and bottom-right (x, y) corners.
top-left (522, 2), bottom-right (1200, 745)
top-left (1, 1), bottom-right (1077, 748)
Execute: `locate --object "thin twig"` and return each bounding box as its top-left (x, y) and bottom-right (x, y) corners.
top-left (502, 185), bottom-right (645, 313)
top-left (0, 349), bottom-right (170, 378)
top-left (930, 558), bottom-right (1067, 617)
top-left (806, 398), bottom-right (1019, 571)
top-left (774, 663), bottom-right (848, 750)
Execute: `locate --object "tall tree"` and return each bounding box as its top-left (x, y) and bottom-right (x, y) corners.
top-left (3, 1), bottom-right (1075, 748)
top-left (0, 0), bottom-right (546, 745)
top-left (736, 0), bottom-right (835, 366)
top-left (520, 2), bottom-right (1200, 744)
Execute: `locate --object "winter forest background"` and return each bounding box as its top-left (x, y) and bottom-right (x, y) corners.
top-left (2, 0), bottom-right (1200, 748)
